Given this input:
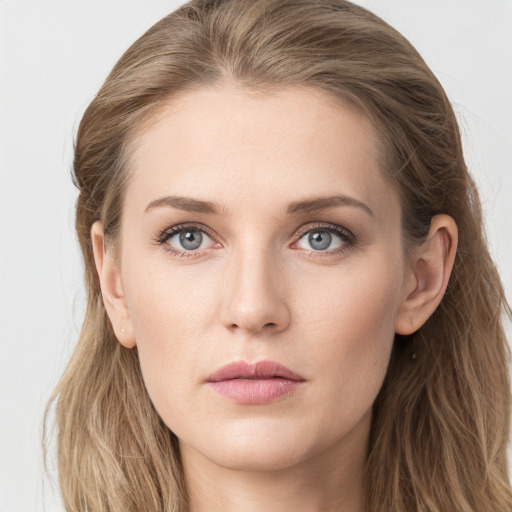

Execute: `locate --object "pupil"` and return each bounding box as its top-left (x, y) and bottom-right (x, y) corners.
top-left (309, 231), bottom-right (331, 251)
top-left (180, 230), bottom-right (202, 250)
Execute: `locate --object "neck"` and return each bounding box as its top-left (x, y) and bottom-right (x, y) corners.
top-left (180, 417), bottom-right (368, 512)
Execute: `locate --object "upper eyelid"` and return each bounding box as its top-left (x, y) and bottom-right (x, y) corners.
top-left (160, 222), bottom-right (217, 242)
top-left (293, 222), bottom-right (353, 238)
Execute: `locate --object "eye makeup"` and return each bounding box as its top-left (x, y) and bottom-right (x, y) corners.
top-left (153, 221), bottom-right (357, 260)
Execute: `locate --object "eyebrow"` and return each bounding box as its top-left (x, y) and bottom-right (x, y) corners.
top-left (145, 195), bottom-right (224, 215)
top-left (287, 195), bottom-right (374, 218)
top-left (145, 194), bottom-right (375, 218)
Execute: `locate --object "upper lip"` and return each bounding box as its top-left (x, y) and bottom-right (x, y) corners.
top-left (206, 360), bottom-right (305, 382)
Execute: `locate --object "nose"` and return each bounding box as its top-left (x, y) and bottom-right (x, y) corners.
top-left (219, 244), bottom-right (291, 336)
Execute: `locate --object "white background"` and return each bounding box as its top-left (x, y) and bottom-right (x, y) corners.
top-left (0, 1), bottom-right (511, 511)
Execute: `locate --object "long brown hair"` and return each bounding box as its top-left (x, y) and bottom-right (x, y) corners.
top-left (45, 1), bottom-right (512, 510)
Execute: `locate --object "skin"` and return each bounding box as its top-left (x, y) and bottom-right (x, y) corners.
top-left (92, 84), bottom-right (457, 512)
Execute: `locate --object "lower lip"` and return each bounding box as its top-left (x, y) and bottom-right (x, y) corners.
top-left (207, 378), bottom-right (303, 405)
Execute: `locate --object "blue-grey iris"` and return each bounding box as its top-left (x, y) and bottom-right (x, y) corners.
top-left (309, 231), bottom-right (331, 250)
top-left (180, 230), bottom-right (202, 250)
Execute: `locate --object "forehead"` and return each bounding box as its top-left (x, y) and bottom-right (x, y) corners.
top-left (125, 84), bottom-right (399, 224)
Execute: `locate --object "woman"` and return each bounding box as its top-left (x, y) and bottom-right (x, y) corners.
top-left (45, 0), bottom-right (512, 510)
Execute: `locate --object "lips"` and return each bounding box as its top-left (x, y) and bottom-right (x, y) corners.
top-left (207, 360), bottom-right (305, 382)
top-left (206, 360), bottom-right (305, 405)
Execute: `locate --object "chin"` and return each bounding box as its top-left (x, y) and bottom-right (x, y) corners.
top-left (205, 441), bottom-right (309, 472)
top-left (179, 417), bottom-right (325, 473)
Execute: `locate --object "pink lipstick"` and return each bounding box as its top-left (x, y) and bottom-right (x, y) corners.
top-left (206, 360), bottom-right (305, 405)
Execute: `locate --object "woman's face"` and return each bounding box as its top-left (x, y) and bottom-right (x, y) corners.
top-left (114, 84), bottom-right (412, 472)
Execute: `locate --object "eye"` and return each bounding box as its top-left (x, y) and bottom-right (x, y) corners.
top-left (157, 224), bottom-right (218, 258)
top-left (157, 222), bottom-right (355, 259)
top-left (294, 224), bottom-right (355, 255)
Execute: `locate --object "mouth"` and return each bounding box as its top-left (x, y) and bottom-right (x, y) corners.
top-left (207, 359), bottom-right (305, 382)
top-left (206, 360), bottom-right (306, 405)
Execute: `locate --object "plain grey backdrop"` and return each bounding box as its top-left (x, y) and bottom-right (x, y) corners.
top-left (1, 1), bottom-right (511, 511)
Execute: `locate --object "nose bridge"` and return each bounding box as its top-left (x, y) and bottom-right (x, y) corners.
top-left (220, 234), bottom-right (290, 335)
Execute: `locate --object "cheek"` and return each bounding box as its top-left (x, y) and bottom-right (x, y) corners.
top-left (122, 262), bottom-right (219, 403)
top-left (125, 255), bottom-right (216, 335)
top-left (302, 255), bottom-right (402, 344)
top-left (298, 257), bottom-right (402, 404)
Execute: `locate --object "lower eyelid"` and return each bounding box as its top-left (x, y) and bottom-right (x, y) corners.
top-left (165, 247), bottom-right (205, 258)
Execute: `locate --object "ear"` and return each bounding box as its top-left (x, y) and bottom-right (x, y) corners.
top-left (394, 214), bottom-right (458, 335)
top-left (91, 221), bottom-right (136, 348)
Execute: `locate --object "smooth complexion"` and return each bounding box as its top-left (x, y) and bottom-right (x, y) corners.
top-left (92, 84), bottom-right (457, 512)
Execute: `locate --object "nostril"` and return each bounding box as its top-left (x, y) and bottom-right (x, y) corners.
top-left (229, 321), bottom-right (277, 333)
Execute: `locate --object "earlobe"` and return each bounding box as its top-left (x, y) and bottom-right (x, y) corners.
top-left (394, 214), bottom-right (458, 335)
top-left (91, 221), bottom-right (136, 348)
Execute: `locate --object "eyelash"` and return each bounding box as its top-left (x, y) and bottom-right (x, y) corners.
top-left (155, 222), bottom-right (356, 260)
